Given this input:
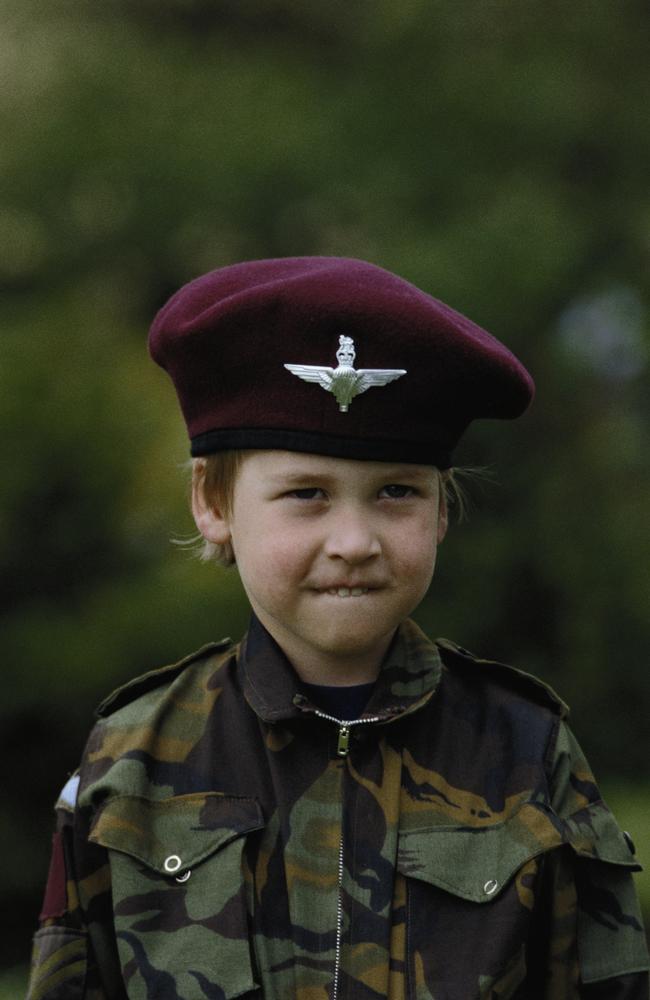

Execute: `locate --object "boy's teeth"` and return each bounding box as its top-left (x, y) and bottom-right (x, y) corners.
top-left (328, 587), bottom-right (368, 597)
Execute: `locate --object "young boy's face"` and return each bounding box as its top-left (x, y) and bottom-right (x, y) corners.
top-left (194, 450), bottom-right (447, 684)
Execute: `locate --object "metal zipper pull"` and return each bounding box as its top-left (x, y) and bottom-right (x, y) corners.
top-left (311, 707), bottom-right (382, 758)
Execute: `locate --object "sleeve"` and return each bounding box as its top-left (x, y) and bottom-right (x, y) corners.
top-left (27, 775), bottom-right (90, 1000)
top-left (540, 721), bottom-right (649, 999)
top-left (26, 774), bottom-right (118, 1000)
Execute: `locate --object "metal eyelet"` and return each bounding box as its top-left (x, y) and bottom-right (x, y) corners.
top-left (163, 854), bottom-right (182, 874)
top-left (484, 879), bottom-right (499, 896)
top-left (175, 870), bottom-right (192, 884)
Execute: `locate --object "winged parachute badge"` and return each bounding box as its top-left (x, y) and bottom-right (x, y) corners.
top-left (284, 336), bottom-right (406, 412)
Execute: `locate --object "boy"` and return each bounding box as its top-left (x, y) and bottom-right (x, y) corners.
top-left (28, 257), bottom-right (648, 998)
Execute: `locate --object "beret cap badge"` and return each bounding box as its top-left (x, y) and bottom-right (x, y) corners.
top-left (284, 335), bottom-right (407, 413)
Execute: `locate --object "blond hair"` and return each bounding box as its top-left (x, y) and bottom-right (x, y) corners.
top-left (190, 451), bottom-right (245, 566)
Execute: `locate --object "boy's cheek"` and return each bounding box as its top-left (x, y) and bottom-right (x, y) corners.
top-left (238, 543), bottom-right (300, 579)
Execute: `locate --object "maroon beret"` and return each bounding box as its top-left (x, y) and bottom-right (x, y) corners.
top-left (149, 256), bottom-right (534, 469)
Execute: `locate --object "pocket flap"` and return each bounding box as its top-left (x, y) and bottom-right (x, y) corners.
top-left (565, 799), bottom-right (642, 869)
top-left (89, 791), bottom-right (264, 874)
top-left (398, 801), bottom-right (566, 903)
top-left (398, 798), bottom-right (641, 904)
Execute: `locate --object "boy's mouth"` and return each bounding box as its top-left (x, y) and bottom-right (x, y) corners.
top-left (325, 586), bottom-right (370, 598)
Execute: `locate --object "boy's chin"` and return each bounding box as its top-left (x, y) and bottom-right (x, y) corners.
top-left (302, 623), bottom-right (397, 664)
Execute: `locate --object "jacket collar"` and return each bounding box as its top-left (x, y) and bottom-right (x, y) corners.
top-left (239, 614), bottom-right (442, 724)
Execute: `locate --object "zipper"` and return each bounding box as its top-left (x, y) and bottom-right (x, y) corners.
top-left (312, 708), bottom-right (383, 999)
top-left (311, 708), bottom-right (383, 758)
top-left (333, 832), bottom-right (345, 1000)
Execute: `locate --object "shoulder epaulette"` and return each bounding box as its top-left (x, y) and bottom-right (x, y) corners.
top-left (435, 638), bottom-right (569, 718)
top-left (95, 638), bottom-right (234, 719)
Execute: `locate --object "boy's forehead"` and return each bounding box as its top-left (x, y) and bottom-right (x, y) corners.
top-left (149, 256), bottom-right (534, 468)
top-left (240, 449), bottom-right (437, 481)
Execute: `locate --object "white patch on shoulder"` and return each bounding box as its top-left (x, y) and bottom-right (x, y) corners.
top-left (57, 773), bottom-right (80, 809)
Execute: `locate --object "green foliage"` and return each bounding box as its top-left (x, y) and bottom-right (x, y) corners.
top-left (2, 0), bottom-right (649, 971)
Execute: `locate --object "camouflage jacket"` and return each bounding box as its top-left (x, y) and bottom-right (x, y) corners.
top-left (28, 617), bottom-right (649, 999)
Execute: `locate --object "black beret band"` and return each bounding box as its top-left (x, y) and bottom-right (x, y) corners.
top-left (190, 427), bottom-right (454, 469)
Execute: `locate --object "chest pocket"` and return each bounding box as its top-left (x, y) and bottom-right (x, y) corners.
top-left (90, 791), bottom-right (264, 1000)
top-left (397, 800), bottom-right (645, 999)
top-left (397, 801), bottom-right (565, 998)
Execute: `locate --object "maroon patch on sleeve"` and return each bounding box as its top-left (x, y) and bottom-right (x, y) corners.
top-left (39, 831), bottom-right (68, 920)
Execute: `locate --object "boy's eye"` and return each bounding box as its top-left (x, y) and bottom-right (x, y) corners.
top-left (380, 484), bottom-right (414, 499)
top-left (288, 487), bottom-right (326, 500)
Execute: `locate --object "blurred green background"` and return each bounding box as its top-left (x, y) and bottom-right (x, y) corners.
top-left (2, 0), bottom-right (649, 989)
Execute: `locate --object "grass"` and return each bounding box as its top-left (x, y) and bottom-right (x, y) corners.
top-left (0, 966), bottom-right (28, 999)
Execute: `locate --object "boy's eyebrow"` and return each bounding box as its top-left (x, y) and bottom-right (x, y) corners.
top-left (267, 466), bottom-right (435, 484)
top-left (379, 466), bottom-right (435, 480)
top-left (266, 470), bottom-right (335, 485)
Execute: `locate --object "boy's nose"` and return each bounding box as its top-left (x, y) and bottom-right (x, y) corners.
top-left (323, 511), bottom-right (381, 564)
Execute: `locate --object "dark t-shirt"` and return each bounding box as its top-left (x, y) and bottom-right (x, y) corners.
top-left (300, 681), bottom-right (375, 721)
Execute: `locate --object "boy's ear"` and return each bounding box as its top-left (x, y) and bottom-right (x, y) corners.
top-left (437, 483), bottom-right (449, 544)
top-left (191, 470), bottom-right (232, 545)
